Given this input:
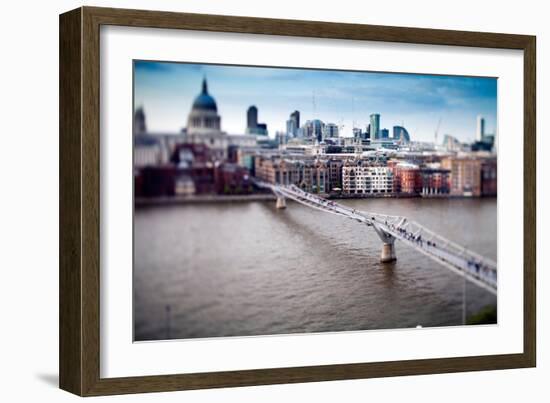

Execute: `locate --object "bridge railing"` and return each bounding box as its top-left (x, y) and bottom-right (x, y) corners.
top-left (378, 217), bottom-right (497, 292)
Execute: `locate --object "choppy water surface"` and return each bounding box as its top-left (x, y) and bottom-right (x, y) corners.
top-left (134, 198), bottom-right (497, 341)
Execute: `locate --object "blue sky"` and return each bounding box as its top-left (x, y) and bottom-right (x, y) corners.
top-left (134, 60), bottom-right (497, 142)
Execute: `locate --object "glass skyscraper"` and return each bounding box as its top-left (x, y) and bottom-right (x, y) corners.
top-left (370, 113), bottom-right (380, 140)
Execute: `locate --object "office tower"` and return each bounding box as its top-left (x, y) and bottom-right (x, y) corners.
top-left (246, 105), bottom-right (268, 135)
top-left (286, 119), bottom-right (296, 137)
top-left (290, 110), bottom-right (300, 135)
top-left (323, 123), bottom-right (339, 138)
top-left (286, 110), bottom-right (300, 138)
top-left (370, 113), bottom-right (380, 140)
top-left (476, 115), bottom-right (485, 142)
top-left (393, 126), bottom-right (410, 143)
top-left (247, 106), bottom-right (258, 131)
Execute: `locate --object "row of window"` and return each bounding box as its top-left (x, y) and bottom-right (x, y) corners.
top-left (191, 117), bottom-right (219, 128)
top-left (344, 189), bottom-right (391, 194)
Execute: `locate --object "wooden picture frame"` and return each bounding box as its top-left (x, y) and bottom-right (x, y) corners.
top-left (59, 6), bottom-right (536, 396)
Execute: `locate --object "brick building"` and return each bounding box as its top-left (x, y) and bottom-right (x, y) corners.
top-left (214, 163), bottom-right (253, 194)
top-left (254, 157), bottom-right (329, 193)
top-left (481, 158), bottom-right (497, 196)
top-left (441, 156), bottom-right (482, 196)
top-left (393, 163), bottom-right (422, 195)
top-left (420, 168), bottom-right (451, 196)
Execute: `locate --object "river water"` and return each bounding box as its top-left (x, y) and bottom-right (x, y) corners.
top-left (134, 198), bottom-right (497, 341)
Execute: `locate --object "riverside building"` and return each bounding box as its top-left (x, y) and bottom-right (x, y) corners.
top-left (342, 161), bottom-right (394, 195)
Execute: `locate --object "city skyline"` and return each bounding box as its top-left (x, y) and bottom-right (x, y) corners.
top-left (134, 60), bottom-right (497, 143)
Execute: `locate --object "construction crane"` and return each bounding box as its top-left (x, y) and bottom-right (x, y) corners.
top-left (434, 117), bottom-right (442, 146)
top-left (338, 117), bottom-right (345, 138)
top-left (351, 96), bottom-right (356, 131)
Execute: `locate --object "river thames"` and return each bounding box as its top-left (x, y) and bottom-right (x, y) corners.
top-left (134, 198), bottom-right (497, 341)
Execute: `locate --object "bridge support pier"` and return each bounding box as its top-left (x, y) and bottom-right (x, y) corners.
top-left (380, 242), bottom-right (396, 263)
top-left (372, 224), bottom-right (397, 263)
top-left (275, 195), bottom-right (286, 209)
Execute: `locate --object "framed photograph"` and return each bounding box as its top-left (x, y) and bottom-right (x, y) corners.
top-left (59, 6), bottom-right (536, 396)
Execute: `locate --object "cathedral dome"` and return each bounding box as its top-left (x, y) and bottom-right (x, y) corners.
top-left (187, 77), bottom-right (222, 137)
top-left (192, 78), bottom-right (217, 112)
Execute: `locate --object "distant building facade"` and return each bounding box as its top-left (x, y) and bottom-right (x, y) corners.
top-left (246, 105), bottom-right (268, 135)
top-left (187, 79), bottom-right (222, 135)
top-left (342, 161), bottom-right (393, 195)
top-left (303, 119), bottom-right (325, 142)
top-left (254, 157), bottom-right (329, 193)
top-left (476, 115), bottom-right (485, 142)
top-left (322, 123), bottom-right (339, 139)
top-left (327, 159), bottom-right (344, 191)
top-left (420, 168), bottom-right (451, 196)
top-left (185, 78), bottom-right (227, 159)
top-left (370, 113), bottom-right (380, 139)
top-left (393, 126), bottom-right (410, 144)
top-left (481, 158), bottom-right (497, 196)
top-left (393, 163), bottom-right (422, 194)
top-left (247, 105), bottom-right (258, 130)
top-left (442, 134), bottom-right (463, 152)
top-left (134, 136), bottom-right (163, 168)
top-left (441, 156), bottom-right (483, 197)
top-left (214, 163), bottom-right (253, 194)
top-left (286, 110), bottom-right (300, 138)
top-left (134, 106), bottom-right (147, 134)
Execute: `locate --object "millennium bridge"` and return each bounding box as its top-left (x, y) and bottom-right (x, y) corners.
top-left (255, 180), bottom-right (497, 296)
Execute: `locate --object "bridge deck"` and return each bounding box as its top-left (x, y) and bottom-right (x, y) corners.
top-left (256, 181), bottom-right (497, 295)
